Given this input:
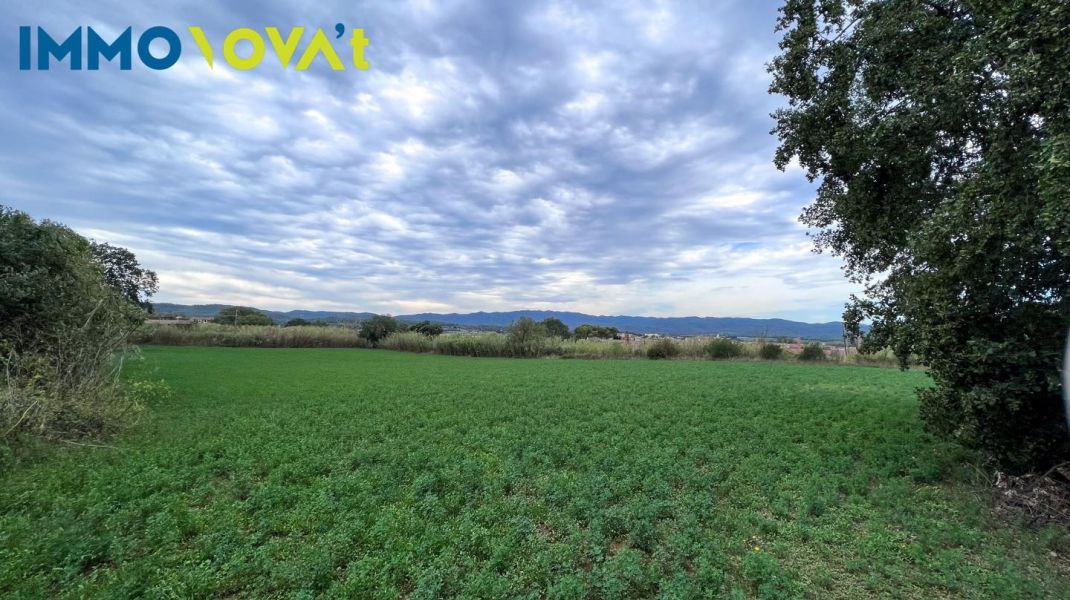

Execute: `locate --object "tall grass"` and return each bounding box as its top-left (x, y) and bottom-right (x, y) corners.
top-left (136, 324), bottom-right (905, 367)
top-left (133, 324), bottom-right (370, 348)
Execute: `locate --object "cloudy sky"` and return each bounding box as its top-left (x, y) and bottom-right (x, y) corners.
top-left (1, 0), bottom-right (859, 321)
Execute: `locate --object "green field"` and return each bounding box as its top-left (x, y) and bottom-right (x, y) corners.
top-left (1, 348), bottom-right (1067, 598)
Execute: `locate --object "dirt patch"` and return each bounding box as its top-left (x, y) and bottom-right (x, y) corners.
top-left (994, 463), bottom-right (1070, 526)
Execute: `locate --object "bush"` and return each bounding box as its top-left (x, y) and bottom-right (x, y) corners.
top-left (646, 338), bottom-right (680, 360)
top-left (1, 206), bottom-right (154, 443)
top-left (705, 338), bottom-right (743, 360)
top-left (798, 343), bottom-right (826, 361)
top-left (758, 343), bottom-right (784, 360)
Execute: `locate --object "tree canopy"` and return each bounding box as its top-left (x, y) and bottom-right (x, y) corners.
top-left (409, 320), bottom-right (444, 337)
top-left (540, 317), bottom-right (570, 338)
top-left (213, 306), bottom-right (273, 326)
top-left (91, 242), bottom-right (159, 311)
top-left (771, 0), bottom-right (1070, 469)
top-left (573, 324), bottom-right (619, 340)
top-left (360, 314), bottom-right (400, 344)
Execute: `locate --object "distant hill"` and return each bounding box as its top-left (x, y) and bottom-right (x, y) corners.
top-left (153, 303), bottom-right (854, 339)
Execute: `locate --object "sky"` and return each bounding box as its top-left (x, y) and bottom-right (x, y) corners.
top-left (1, 0), bottom-right (861, 322)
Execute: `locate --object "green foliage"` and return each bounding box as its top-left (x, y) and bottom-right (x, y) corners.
top-left (408, 320), bottom-right (444, 337)
top-left (212, 306), bottom-right (273, 326)
top-left (798, 343), bottom-right (826, 362)
top-left (1, 206), bottom-right (152, 443)
top-left (541, 317), bottom-right (570, 338)
top-left (91, 242), bottom-right (159, 310)
top-left (758, 343), bottom-right (784, 361)
top-left (574, 324), bottom-right (619, 339)
top-left (283, 318), bottom-right (310, 327)
top-left (646, 338), bottom-right (680, 360)
top-left (770, 0), bottom-right (1070, 469)
top-left (706, 338), bottom-right (743, 359)
top-left (123, 379), bottom-right (174, 405)
top-left (1, 348), bottom-right (1066, 597)
top-left (359, 314), bottom-right (400, 344)
top-left (507, 317), bottom-right (548, 357)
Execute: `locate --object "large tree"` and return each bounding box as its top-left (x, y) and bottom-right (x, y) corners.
top-left (359, 314), bottom-right (399, 344)
top-left (771, 0), bottom-right (1070, 469)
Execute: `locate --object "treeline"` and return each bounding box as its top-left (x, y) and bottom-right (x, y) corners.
top-left (136, 313), bottom-right (898, 365)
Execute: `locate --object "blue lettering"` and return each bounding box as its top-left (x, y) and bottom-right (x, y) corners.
top-left (19, 26), bottom-right (31, 70)
top-left (87, 26), bottom-right (132, 70)
top-left (37, 26), bottom-right (82, 70)
top-left (136, 26), bottom-right (181, 70)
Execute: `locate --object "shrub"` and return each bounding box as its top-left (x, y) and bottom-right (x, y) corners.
top-left (1, 206), bottom-right (154, 443)
top-left (758, 343), bottom-right (784, 360)
top-left (798, 343), bottom-right (826, 361)
top-left (705, 338), bottom-right (743, 360)
top-left (646, 338), bottom-right (680, 360)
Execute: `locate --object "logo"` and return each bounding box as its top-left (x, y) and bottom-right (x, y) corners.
top-left (19, 25), bottom-right (369, 71)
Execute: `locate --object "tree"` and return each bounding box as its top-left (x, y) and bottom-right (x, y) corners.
top-left (771, 0), bottom-right (1070, 469)
top-left (91, 242), bottom-right (159, 310)
top-left (506, 317), bottom-right (547, 357)
top-left (574, 324), bottom-right (619, 339)
top-left (213, 306), bottom-right (273, 326)
top-left (410, 320), bottom-right (444, 337)
top-left (359, 314), bottom-right (399, 344)
top-left (541, 317), bottom-right (570, 338)
top-left (507, 317), bottom-right (545, 343)
top-left (284, 318), bottom-right (310, 327)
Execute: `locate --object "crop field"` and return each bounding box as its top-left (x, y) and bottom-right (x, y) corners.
top-left (1, 347), bottom-right (1068, 599)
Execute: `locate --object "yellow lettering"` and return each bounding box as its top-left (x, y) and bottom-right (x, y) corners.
top-left (265, 27), bottom-right (304, 69)
top-left (296, 28), bottom-right (344, 71)
top-left (223, 28), bottom-right (265, 70)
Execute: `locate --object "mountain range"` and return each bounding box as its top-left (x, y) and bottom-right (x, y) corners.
top-left (153, 303), bottom-right (853, 340)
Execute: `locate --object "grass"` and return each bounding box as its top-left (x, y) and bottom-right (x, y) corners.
top-left (1, 347), bottom-right (1066, 598)
top-left (132, 323), bottom-right (371, 348)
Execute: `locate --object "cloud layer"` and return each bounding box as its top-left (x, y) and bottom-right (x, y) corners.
top-left (0, 0), bottom-right (859, 321)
